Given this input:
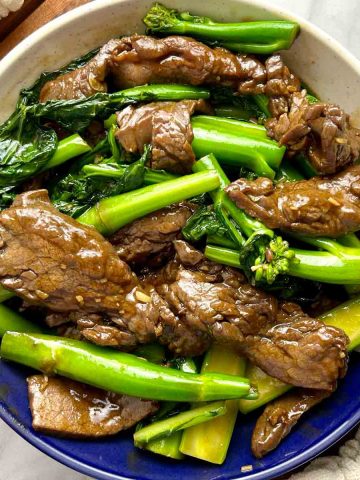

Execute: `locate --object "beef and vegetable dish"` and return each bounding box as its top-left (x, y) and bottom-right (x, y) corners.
top-left (1, 2), bottom-right (360, 466)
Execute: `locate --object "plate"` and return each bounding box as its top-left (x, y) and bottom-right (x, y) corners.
top-left (1, 356), bottom-right (360, 479)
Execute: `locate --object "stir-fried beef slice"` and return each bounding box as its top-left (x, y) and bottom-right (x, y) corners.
top-left (27, 375), bottom-right (158, 438)
top-left (116, 99), bottom-right (211, 173)
top-left (145, 241), bottom-right (348, 388)
top-left (265, 54), bottom-right (301, 116)
top-left (226, 165), bottom-right (360, 237)
top-left (109, 203), bottom-right (195, 268)
top-left (40, 35), bottom-right (267, 103)
top-left (108, 35), bottom-right (266, 94)
top-left (244, 305), bottom-right (348, 390)
top-left (0, 190), bottom-right (140, 312)
top-left (39, 40), bottom-right (123, 102)
top-left (266, 90), bottom-right (360, 174)
top-left (251, 388), bottom-right (330, 458)
top-left (0, 190), bottom-right (164, 348)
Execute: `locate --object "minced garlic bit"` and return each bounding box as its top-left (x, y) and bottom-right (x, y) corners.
top-left (135, 290), bottom-right (151, 303)
top-left (240, 465), bottom-right (253, 473)
top-left (76, 295), bottom-right (84, 304)
top-left (35, 290), bottom-right (49, 300)
top-left (328, 197), bottom-right (341, 207)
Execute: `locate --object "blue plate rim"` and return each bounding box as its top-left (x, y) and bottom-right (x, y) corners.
top-left (1, 393), bottom-right (360, 480)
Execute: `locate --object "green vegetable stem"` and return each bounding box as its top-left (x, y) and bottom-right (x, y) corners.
top-left (143, 4), bottom-right (299, 54)
top-left (134, 401), bottom-right (227, 447)
top-left (78, 170), bottom-right (220, 235)
top-left (180, 346), bottom-right (246, 464)
top-left (0, 333), bottom-right (257, 402)
top-left (191, 116), bottom-right (285, 179)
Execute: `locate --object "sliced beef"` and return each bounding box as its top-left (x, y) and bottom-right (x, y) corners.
top-left (40, 35), bottom-right (267, 102)
top-left (226, 165), bottom-right (360, 237)
top-left (243, 302), bottom-right (348, 390)
top-left (0, 189), bottom-right (138, 312)
top-left (39, 40), bottom-right (122, 101)
top-left (116, 100), bottom-right (211, 173)
top-left (142, 241), bottom-right (349, 390)
top-left (108, 35), bottom-right (266, 94)
top-left (27, 375), bottom-right (157, 438)
top-left (266, 89), bottom-right (360, 174)
top-left (109, 202), bottom-right (195, 268)
top-left (265, 54), bottom-right (301, 115)
top-left (251, 388), bottom-right (330, 458)
top-left (0, 190), bottom-right (162, 348)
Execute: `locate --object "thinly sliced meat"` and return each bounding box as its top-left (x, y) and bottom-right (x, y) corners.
top-left (39, 40), bottom-right (123, 101)
top-left (27, 375), bottom-right (158, 438)
top-left (226, 165), bottom-right (360, 237)
top-left (142, 241), bottom-right (349, 390)
top-left (266, 89), bottom-right (360, 174)
top-left (0, 189), bottom-right (138, 313)
top-left (116, 100), bottom-right (211, 173)
top-left (40, 35), bottom-right (267, 103)
top-left (251, 388), bottom-right (330, 458)
top-left (109, 202), bottom-right (195, 268)
top-left (0, 190), bottom-right (161, 347)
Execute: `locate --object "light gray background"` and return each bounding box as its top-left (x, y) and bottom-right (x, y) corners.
top-left (0, 0), bottom-right (359, 479)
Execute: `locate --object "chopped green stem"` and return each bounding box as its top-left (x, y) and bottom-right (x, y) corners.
top-left (139, 358), bottom-right (197, 459)
top-left (30, 84), bottom-right (210, 131)
top-left (207, 234), bottom-right (238, 249)
top-left (78, 170), bottom-right (220, 235)
top-left (191, 117), bottom-right (284, 178)
top-left (338, 233), bottom-right (360, 248)
top-left (143, 4), bottom-right (299, 54)
top-left (195, 115), bottom-right (269, 139)
top-left (104, 113), bottom-right (117, 130)
top-left (141, 432), bottom-right (184, 460)
top-left (143, 168), bottom-right (179, 185)
top-left (290, 235), bottom-right (354, 257)
top-left (40, 134), bottom-right (91, 171)
top-left (0, 304), bottom-right (43, 336)
top-left (180, 346), bottom-right (246, 464)
top-left (134, 401), bottom-right (227, 447)
top-left (205, 245), bottom-right (242, 268)
top-left (83, 163), bottom-right (178, 185)
top-left (0, 333), bottom-right (256, 402)
top-left (205, 244), bottom-right (360, 284)
top-left (193, 155), bottom-right (244, 246)
top-left (193, 154), bottom-right (272, 241)
top-left (110, 84), bottom-right (210, 105)
top-left (214, 105), bottom-right (253, 121)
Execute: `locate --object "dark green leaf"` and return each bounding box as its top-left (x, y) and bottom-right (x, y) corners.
top-left (51, 146), bottom-right (150, 217)
top-left (182, 206), bottom-right (227, 242)
top-left (210, 86), bottom-right (266, 121)
top-left (0, 126), bottom-right (57, 187)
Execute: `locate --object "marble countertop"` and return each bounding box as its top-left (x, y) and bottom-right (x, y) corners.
top-left (1, 0), bottom-right (359, 479)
